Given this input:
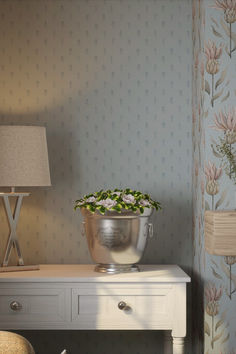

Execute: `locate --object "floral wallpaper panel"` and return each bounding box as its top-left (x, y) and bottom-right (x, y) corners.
top-left (193, 0), bottom-right (236, 353)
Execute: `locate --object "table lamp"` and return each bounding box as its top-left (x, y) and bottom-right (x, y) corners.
top-left (0, 126), bottom-right (51, 272)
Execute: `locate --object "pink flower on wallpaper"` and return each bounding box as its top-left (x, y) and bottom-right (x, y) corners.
top-left (213, 0), bottom-right (236, 11)
top-left (205, 283), bottom-right (223, 316)
top-left (205, 161), bottom-right (222, 181)
top-left (205, 283), bottom-right (223, 302)
top-left (205, 283), bottom-right (223, 349)
top-left (205, 40), bottom-right (223, 74)
top-left (212, 0), bottom-right (236, 23)
top-left (205, 161), bottom-right (222, 197)
top-left (212, 1), bottom-right (236, 58)
top-left (212, 107), bottom-right (236, 143)
top-left (205, 40), bottom-right (223, 61)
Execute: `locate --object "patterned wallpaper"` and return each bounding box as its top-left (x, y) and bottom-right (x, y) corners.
top-left (193, 0), bottom-right (236, 353)
top-left (0, 0), bottom-right (192, 353)
top-left (192, 0), bottom-right (205, 352)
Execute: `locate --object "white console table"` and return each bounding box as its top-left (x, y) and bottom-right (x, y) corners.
top-left (0, 264), bottom-right (190, 354)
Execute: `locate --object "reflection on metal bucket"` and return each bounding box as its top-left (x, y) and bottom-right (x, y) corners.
top-left (81, 208), bottom-right (153, 274)
top-left (97, 226), bottom-right (129, 249)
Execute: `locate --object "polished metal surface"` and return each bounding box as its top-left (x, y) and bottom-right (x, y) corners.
top-left (94, 264), bottom-right (139, 274)
top-left (10, 301), bottom-right (22, 311)
top-left (118, 301), bottom-right (127, 310)
top-left (81, 208), bottom-right (153, 273)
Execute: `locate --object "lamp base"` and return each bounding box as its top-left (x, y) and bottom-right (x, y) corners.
top-left (0, 265), bottom-right (40, 273)
top-left (0, 192), bottom-right (30, 268)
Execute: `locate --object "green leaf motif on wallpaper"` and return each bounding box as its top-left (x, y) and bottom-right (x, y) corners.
top-left (215, 318), bottom-right (224, 331)
top-left (211, 266), bottom-right (223, 280)
top-left (205, 200), bottom-right (210, 210)
top-left (219, 309), bottom-right (226, 324)
top-left (211, 143), bottom-right (222, 158)
top-left (220, 19), bottom-right (236, 56)
top-left (211, 17), bottom-right (219, 28)
top-left (205, 80), bottom-right (211, 95)
top-left (215, 68), bottom-right (227, 90)
top-left (211, 88), bottom-right (223, 107)
top-left (215, 189), bottom-right (227, 209)
top-left (221, 332), bottom-right (230, 345)
top-left (211, 259), bottom-right (219, 269)
top-left (221, 90), bottom-right (230, 102)
top-left (221, 259), bottom-right (236, 300)
top-left (211, 330), bottom-right (224, 348)
top-left (205, 321), bottom-right (210, 336)
top-left (212, 24), bottom-right (223, 38)
top-left (216, 139), bottom-right (236, 183)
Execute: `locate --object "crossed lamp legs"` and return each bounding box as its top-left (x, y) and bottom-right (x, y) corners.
top-left (0, 193), bottom-right (39, 272)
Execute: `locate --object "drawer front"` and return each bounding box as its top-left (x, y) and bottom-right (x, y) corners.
top-left (72, 286), bottom-right (173, 329)
top-left (0, 288), bottom-right (68, 326)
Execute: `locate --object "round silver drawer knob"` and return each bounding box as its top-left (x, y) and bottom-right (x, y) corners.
top-left (118, 301), bottom-right (127, 310)
top-left (10, 301), bottom-right (22, 311)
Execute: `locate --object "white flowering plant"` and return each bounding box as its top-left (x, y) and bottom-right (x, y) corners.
top-left (74, 188), bottom-right (161, 215)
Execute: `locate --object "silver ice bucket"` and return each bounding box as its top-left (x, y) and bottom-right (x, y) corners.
top-left (81, 208), bottom-right (153, 273)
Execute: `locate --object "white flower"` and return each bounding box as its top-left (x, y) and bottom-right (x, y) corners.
top-left (139, 199), bottom-right (151, 207)
top-left (86, 196), bottom-right (96, 203)
top-left (122, 194), bottom-right (135, 204)
top-left (112, 191), bottom-right (121, 196)
top-left (76, 201), bottom-right (84, 206)
top-left (96, 198), bottom-right (117, 208)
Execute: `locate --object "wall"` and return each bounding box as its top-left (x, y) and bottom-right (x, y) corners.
top-left (192, 0), bottom-right (205, 352)
top-left (0, 0), bottom-right (192, 353)
top-left (193, 0), bottom-right (236, 353)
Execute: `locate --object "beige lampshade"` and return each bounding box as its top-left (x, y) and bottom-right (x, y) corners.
top-left (0, 126), bottom-right (51, 187)
top-left (205, 210), bottom-right (236, 255)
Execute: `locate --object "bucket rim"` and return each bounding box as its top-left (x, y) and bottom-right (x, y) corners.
top-left (80, 207), bottom-right (153, 218)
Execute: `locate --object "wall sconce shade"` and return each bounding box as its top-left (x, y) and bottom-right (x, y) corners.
top-left (0, 126), bottom-right (51, 187)
top-left (205, 210), bottom-right (236, 255)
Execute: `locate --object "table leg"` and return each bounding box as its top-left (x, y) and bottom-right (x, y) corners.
top-left (164, 331), bottom-right (172, 354)
top-left (172, 337), bottom-right (185, 354)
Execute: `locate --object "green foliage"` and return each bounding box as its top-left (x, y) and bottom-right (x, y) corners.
top-left (216, 138), bottom-right (236, 184)
top-left (74, 188), bottom-right (162, 215)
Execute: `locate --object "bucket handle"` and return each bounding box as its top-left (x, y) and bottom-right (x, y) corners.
top-left (81, 221), bottom-right (86, 237)
top-left (148, 223), bottom-right (153, 238)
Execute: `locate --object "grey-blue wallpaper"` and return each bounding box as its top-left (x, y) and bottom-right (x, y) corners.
top-left (0, 0), bottom-right (192, 353)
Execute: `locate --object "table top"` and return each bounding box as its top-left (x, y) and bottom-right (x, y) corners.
top-left (0, 264), bottom-right (191, 283)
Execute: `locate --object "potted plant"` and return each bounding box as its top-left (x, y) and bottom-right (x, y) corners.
top-left (75, 188), bottom-right (161, 273)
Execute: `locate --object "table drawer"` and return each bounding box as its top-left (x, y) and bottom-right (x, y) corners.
top-left (0, 288), bottom-right (68, 326)
top-left (72, 285), bottom-right (173, 329)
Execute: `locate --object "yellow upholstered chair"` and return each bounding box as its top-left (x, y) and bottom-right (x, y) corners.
top-left (0, 331), bottom-right (35, 354)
